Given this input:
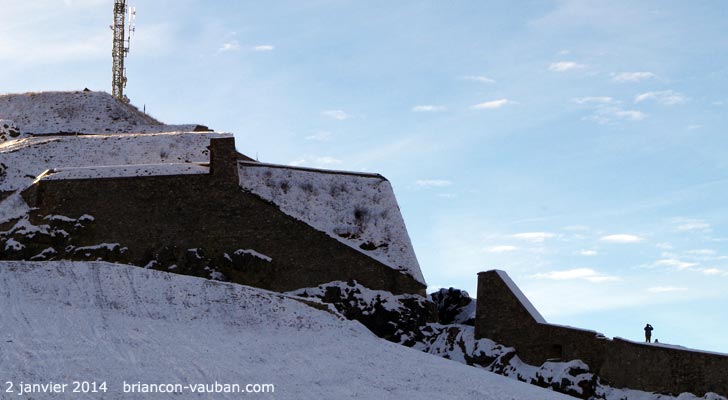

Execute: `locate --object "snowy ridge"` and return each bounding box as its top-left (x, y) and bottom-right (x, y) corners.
top-left (0, 132), bottom-right (230, 192)
top-left (0, 261), bottom-right (572, 400)
top-left (0, 91), bottom-right (199, 135)
top-left (238, 162), bottom-right (425, 285)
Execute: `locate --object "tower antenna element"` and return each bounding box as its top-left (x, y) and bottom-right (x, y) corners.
top-left (111, 0), bottom-right (136, 103)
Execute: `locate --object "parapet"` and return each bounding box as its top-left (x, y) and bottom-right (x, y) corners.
top-left (474, 269), bottom-right (728, 397)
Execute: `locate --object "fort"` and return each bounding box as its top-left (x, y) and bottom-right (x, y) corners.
top-left (475, 270), bottom-right (728, 397)
top-left (0, 91), bottom-right (426, 296)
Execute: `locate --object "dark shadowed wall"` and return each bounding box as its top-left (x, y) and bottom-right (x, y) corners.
top-left (475, 270), bottom-right (728, 397)
top-left (20, 137), bottom-right (425, 295)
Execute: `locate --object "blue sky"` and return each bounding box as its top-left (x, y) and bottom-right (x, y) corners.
top-left (2, 0), bottom-right (728, 352)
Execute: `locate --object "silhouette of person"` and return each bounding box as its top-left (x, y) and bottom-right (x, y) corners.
top-left (644, 323), bottom-right (654, 343)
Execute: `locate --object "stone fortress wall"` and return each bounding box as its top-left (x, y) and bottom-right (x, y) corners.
top-left (19, 137), bottom-right (425, 295)
top-left (475, 270), bottom-right (728, 397)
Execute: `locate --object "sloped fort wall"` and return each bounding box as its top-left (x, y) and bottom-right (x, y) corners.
top-left (20, 137), bottom-right (425, 295)
top-left (475, 270), bottom-right (728, 397)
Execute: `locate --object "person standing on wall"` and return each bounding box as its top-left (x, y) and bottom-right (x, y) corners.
top-left (644, 323), bottom-right (654, 343)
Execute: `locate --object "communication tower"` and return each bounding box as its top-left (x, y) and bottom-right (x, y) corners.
top-left (111, 0), bottom-right (136, 103)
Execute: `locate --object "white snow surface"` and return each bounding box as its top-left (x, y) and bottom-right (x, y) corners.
top-left (41, 163), bottom-right (209, 181)
top-left (0, 261), bottom-right (573, 400)
top-left (238, 162), bottom-right (425, 285)
top-left (0, 131), bottom-right (229, 192)
top-left (0, 91), bottom-right (199, 135)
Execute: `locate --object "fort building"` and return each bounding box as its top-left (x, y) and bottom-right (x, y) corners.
top-left (0, 91), bottom-right (426, 296)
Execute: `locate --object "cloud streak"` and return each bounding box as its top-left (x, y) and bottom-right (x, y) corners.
top-left (647, 286), bottom-right (688, 293)
top-left (322, 110), bottom-right (351, 120)
top-left (412, 105), bottom-right (446, 112)
top-left (252, 45), bottom-right (275, 52)
top-left (463, 76), bottom-right (496, 83)
top-left (531, 268), bottom-right (619, 283)
top-left (549, 61), bottom-right (586, 72)
top-left (511, 232), bottom-right (556, 243)
top-left (415, 180), bottom-right (452, 188)
top-left (600, 234), bottom-right (644, 243)
top-left (613, 71), bottom-right (656, 82)
top-left (486, 245), bottom-right (518, 253)
top-left (635, 90), bottom-right (687, 105)
top-left (470, 99), bottom-right (515, 110)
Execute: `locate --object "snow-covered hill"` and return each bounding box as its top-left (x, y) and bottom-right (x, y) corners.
top-left (0, 91), bottom-right (200, 135)
top-left (0, 261), bottom-right (573, 399)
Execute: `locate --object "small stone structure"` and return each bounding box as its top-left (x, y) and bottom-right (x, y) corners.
top-left (475, 270), bottom-right (728, 397)
top-left (18, 137), bottom-right (425, 295)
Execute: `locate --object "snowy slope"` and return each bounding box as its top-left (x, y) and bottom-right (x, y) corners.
top-left (0, 91), bottom-right (198, 135)
top-left (0, 132), bottom-right (229, 192)
top-left (0, 261), bottom-right (572, 399)
top-left (238, 162), bottom-right (425, 285)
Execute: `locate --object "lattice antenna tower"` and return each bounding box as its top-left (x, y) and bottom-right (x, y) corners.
top-left (111, 0), bottom-right (136, 103)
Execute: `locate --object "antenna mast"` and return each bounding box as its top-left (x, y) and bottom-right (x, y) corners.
top-left (111, 0), bottom-right (135, 103)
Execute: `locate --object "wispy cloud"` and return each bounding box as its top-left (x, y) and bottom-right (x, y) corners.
top-left (700, 268), bottom-right (726, 276)
top-left (322, 110), bottom-right (351, 120)
top-left (635, 90), bottom-right (687, 105)
top-left (573, 96), bottom-right (616, 105)
top-left (415, 179), bottom-right (452, 188)
top-left (613, 71), bottom-right (657, 83)
top-left (549, 61), bottom-right (586, 72)
top-left (584, 107), bottom-right (647, 124)
top-left (219, 40), bottom-right (240, 52)
top-left (412, 105), bottom-right (446, 112)
top-left (470, 99), bottom-right (515, 110)
top-left (600, 234), bottom-right (644, 243)
top-left (579, 250), bottom-right (598, 256)
top-left (576, 97), bottom-right (647, 124)
top-left (686, 249), bottom-right (716, 256)
top-left (315, 156), bottom-right (342, 165)
top-left (531, 268), bottom-right (619, 283)
top-left (647, 286), bottom-right (688, 293)
top-left (512, 232), bottom-right (556, 243)
top-left (486, 245), bottom-right (518, 253)
top-left (612, 109), bottom-right (647, 120)
top-left (563, 225), bottom-right (590, 231)
top-left (252, 45), bottom-right (275, 52)
top-left (305, 131), bottom-right (332, 141)
top-left (654, 258), bottom-right (698, 270)
top-left (289, 156), bottom-right (343, 167)
top-left (463, 76), bottom-right (496, 83)
top-left (673, 218), bottom-right (711, 232)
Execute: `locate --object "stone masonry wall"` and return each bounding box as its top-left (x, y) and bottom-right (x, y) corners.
top-left (19, 137), bottom-right (425, 295)
top-left (475, 270), bottom-right (728, 397)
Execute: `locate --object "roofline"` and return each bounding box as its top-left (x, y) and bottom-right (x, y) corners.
top-left (238, 160), bottom-right (387, 181)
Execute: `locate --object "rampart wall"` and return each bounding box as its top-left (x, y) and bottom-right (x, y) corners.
top-left (475, 270), bottom-right (728, 397)
top-left (19, 137), bottom-right (425, 295)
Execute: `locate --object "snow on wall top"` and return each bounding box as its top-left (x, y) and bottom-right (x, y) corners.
top-left (41, 163), bottom-right (209, 181)
top-left (237, 161), bottom-right (425, 285)
top-left (0, 132), bottom-right (231, 192)
top-left (0, 91), bottom-right (200, 135)
top-left (493, 269), bottom-right (547, 323)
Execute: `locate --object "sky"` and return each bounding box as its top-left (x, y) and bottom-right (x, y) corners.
top-left (2, 0), bottom-right (728, 353)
